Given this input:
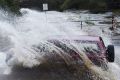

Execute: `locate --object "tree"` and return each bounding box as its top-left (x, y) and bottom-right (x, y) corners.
top-left (0, 0), bottom-right (20, 14)
top-left (61, 0), bottom-right (107, 13)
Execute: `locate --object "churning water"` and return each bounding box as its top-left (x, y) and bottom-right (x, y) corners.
top-left (0, 8), bottom-right (119, 80)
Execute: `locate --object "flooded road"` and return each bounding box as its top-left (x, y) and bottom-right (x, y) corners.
top-left (0, 46), bottom-right (118, 80)
top-left (0, 56), bottom-right (100, 80)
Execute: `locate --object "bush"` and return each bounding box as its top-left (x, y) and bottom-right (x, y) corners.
top-left (89, 0), bottom-right (107, 13)
top-left (0, 0), bottom-right (20, 15)
top-left (60, 0), bottom-right (107, 13)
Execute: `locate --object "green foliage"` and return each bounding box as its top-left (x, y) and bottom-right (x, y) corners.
top-left (60, 0), bottom-right (71, 10)
top-left (46, 0), bottom-right (64, 10)
top-left (89, 0), bottom-right (107, 13)
top-left (0, 0), bottom-right (117, 14)
top-left (0, 0), bottom-right (20, 14)
top-left (0, 0), bottom-right (6, 7)
top-left (60, 0), bottom-right (108, 13)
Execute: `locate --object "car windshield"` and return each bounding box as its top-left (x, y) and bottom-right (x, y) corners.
top-left (75, 40), bottom-right (100, 54)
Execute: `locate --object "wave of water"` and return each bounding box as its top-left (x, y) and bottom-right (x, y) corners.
top-left (0, 8), bottom-right (88, 67)
top-left (0, 8), bottom-right (118, 80)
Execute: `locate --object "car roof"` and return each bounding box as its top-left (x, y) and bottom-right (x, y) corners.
top-left (47, 35), bottom-right (100, 42)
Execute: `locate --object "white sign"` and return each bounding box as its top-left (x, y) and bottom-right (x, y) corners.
top-left (43, 3), bottom-right (48, 11)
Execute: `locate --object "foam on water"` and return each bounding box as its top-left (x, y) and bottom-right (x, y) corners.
top-left (0, 52), bottom-right (6, 67)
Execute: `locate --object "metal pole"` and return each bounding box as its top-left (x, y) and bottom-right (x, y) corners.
top-left (45, 11), bottom-right (47, 27)
top-left (112, 15), bottom-right (114, 30)
top-left (81, 21), bottom-right (82, 29)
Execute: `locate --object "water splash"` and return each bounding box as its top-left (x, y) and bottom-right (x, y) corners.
top-left (0, 8), bottom-right (117, 80)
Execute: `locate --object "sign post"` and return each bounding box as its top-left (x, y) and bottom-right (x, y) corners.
top-left (43, 3), bottom-right (48, 26)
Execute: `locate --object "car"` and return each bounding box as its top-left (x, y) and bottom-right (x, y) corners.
top-left (6, 35), bottom-right (115, 70)
top-left (45, 35), bottom-right (115, 70)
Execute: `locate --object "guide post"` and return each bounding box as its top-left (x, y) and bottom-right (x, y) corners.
top-left (43, 3), bottom-right (48, 26)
